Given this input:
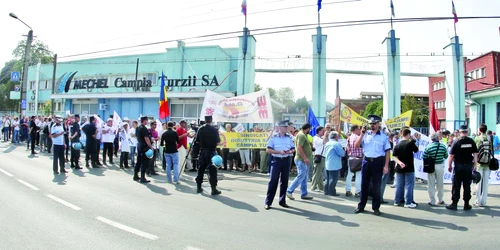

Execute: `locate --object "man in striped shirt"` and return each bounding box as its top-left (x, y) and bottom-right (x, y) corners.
top-left (424, 133), bottom-right (449, 206)
top-left (346, 125), bottom-right (363, 197)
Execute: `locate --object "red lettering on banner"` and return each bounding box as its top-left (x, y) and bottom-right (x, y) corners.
top-left (257, 96), bottom-right (267, 107)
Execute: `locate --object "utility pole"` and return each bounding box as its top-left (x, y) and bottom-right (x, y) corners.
top-left (51, 54), bottom-right (57, 116)
top-left (20, 30), bottom-right (33, 117)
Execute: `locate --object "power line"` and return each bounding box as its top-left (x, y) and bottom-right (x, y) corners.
top-left (59, 15), bottom-right (500, 59)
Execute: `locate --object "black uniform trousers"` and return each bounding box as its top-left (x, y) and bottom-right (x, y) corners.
top-left (451, 162), bottom-right (473, 203)
top-left (103, 142), bottom-right (114, 163)
top-left (358, 157), bottom-right (384, 211)
top-left (113, 136), bottom-right (119, 156)
top-left (134, 150), bottom-right (150, 178)
top-left (196, 149), bottom-right (218, 187)
top-left (96, 140), bottom-right (101, 163)
top-left (191, 144), bottom-right (200, 170)
top-left (70, 143), bottom-right (81, 167)
top-left (35, 131), bottom-right (40, 146)
top-left (47, 137), bottom-right (53, 153)
top-left (222, 148), bottom-right (230, 169)
top-left (53, 145), bottom-right (65, 173)
top-left (120, 152), bottom-right (129, 168)
top-left (30, 133), bottom-right (36, 154)
top-left (265, 156), bottom-right (291, 206)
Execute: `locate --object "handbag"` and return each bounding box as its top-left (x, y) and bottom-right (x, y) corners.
top-left (423, 142), bottom-right (440, 174)
top-left (349, 157), bottom-right (362, 172)
top-left (489, 157), bottom-right (499, 171)
top-left (314, 145), bottom-right (325, 164)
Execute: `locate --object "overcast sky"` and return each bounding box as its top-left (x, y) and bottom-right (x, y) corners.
top-left (1, 0), bottom-right (499, 103)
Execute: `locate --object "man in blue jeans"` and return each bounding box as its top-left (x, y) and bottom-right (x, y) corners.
top-left (161, 121), bottom-right (180, 184)
top-left (286, 123), bottom-right (314, 201)
top-left (323, 131), bottom-right (346, 196)
top-left (392, 128), bottom-right (419, 208)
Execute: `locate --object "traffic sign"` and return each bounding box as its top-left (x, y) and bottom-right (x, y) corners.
top-left (11, 71), bottom-right (20, 82)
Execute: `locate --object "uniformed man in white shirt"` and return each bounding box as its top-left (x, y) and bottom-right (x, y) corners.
top-left (51, 116), bottom-right (67, 174)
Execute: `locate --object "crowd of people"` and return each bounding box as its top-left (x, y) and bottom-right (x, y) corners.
top-left (1, 113), bottom-right (499, 210)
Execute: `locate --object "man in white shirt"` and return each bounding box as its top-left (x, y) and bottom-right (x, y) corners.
top-left (102, 118), bottom-right (115, 164)
top-left (51, 117), bottom-right (66, 174)
top-left (12, 117), bottom-right (20, 144)
top-left (311, 126), bottom-right (327, 192)
top-left (3, 116), bottom-right (11, 142)
top-left (95, 116), bottom-right (103, 166)
top-left (129, 120), bottom-right (138, 168)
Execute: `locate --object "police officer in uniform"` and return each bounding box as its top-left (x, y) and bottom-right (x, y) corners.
top-left (264, 120), bottom-right (295, 210)
top-left (354, 115), bottom-right (391, 216)
top-left (446, 124), bottom-right (478, 211)
top-left (195, 116), bottom-right (221, 195)
top-left (82, 116), bottom-right (99, 168)
top-left (70, 114), bottom-right (82, 169)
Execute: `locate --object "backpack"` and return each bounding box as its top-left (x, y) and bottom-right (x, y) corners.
top-left (43, 124), bottom-right (49, 134)
top-left (478, 136), bottom-right (493, 165)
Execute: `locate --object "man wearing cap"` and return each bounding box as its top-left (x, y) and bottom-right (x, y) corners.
top-left (264, 120), bottom-right (295, 210)
top-left (70, 115), bottom-right (82, 169)
top-left (446, 125), bottom-right (479, 211)
top-left (102, 118), bottom-right (115, 165)
top-left (354, 115), bottom-right (391, 216)
top-left (51, 117), bottom-right (67, 174)
top-left (195, 116), bottom-right (221, 195)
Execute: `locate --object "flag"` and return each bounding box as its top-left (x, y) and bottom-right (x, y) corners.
top-left (429, 104), bottom-right (440, 135)
top-left (390, 0), bottom-right (395, 17)
top-left (318, 0), bottom-right (322, 12)
top-left (112, 110), bottom-right (122, 133)
top-left (307, 106), bottom-right (320, 136)
top-left (452, 1), bottom-right (458, 23)
top-left (241, 0), bottom-right (247, 16)
top-left (158, 72), bottom-right (170, 120)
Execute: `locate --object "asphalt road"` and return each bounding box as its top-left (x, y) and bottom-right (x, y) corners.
top-left (1, 141), bottom-right (499, 250)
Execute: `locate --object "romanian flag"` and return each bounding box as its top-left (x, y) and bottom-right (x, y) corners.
top-left (159, 72), bottom-right (169, 120)
top-left (241, 0), bottom-right (247, 16)
top-left (452, 1), bottom-right (458, 23)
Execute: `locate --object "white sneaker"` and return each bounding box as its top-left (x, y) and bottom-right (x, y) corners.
top-left (286, 192), bottom-right (295, 200)
top-left (173, 181), bottom-right (180, 185)
top-left (404, 203), bottom-right (417, 209)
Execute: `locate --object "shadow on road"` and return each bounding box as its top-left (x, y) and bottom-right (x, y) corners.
top-left (143, 183), bottom-right (170, 196)
top-left (52, 174), bottom-right (67, 185)
top-left (86, 167), bottom-right (105, 177)
top-left (71, 169), bottom-right (86, 178)
top-left (203, 193), bottom-right (259, 212)
top-left (381, 213), bottom-right (468, 231)
top-left (276, 206), bottom-right (360, 227)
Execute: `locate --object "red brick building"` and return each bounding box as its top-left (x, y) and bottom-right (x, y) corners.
top-left (428, 51), bottom-right (500, 129)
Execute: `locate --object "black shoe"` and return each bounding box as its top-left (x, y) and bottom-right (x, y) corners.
top-left (70, 164), bottom-right (75, 169)
top-left (464, 204), bottom-right (472, 211)
top-left (75, 166), bottom-right (82, 170)
top-left (211, 187), bottom-right (221, 195)
top-left (264, 205), bottom-right (271, 210)
top-left (93, 165), bottom-right (100, 168)
top-left (151, 172), bottom-right (159, 176)
top-left (279, 203), bottom-right (289, 208)
top-left (133, 175), bottom-right (140, 181)
top-left (189, 169), bottom-right (197, 172)
top-left (446, 204), bottom-right (458, 211)
top-left (96, 162), bottom-right (102, 166)
top-left (110, 161), bottom-right (114, 164)
top-left (61, 170), bottom-right (68, 173)
top-left (197, 186), bottom-right (203, 193)
top-left (53, 171), bottom-right (59, 175)
top-left (354, 208), bottom-right (364, 214)
top-left (374, 210), bottom-right (381, 216)
top-left (140, 179), bottom-right (150, 183)
top-left (381, 200), bottom-right (389, 204)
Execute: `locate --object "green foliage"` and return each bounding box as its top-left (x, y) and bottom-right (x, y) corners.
top-left (42, 101), bottom-right (51, 115)
top-left (254, 83), bottom-right (262, 92)
top-left (295, 96), bottom-right (309, 114)
top-left (402, 95), bottom-right (429, 127)
top-left (12, 39), bottom-right (54, 67)
top-left (363, 100), bottom-right (383, 118)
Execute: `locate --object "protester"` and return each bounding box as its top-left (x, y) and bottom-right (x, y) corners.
top-left (311, 126), bottom-right (326, 192)
top-left (346, 125), bottom-right (363, 197)
top-left (119, 122), bottom-right (131, 169)
top-left (474, 124), bottom-right (493, 207)
top-left (423, 133), bottom-right (448, 206)
top-left (286, 123), bottom-right (314, 201)
top-left (393, 128), bottom-right (419, 208)
top-left (161, 121), bottom-right (181, 184)
top-left (323, 131), bottom-right (345, 196)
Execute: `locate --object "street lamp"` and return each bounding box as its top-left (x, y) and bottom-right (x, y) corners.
top-left (10, 12), bottom-right (33, 117)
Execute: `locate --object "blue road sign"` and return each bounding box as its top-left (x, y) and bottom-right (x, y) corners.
top-left (21, 100), bottom-right (26, 109)
top-left (11, 71), bottom-right (21, 82)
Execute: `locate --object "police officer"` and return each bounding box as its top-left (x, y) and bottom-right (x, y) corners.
top-left (70, 114), bottom-right (82, 169)
top-left (446, 124), bottom-right (478, 211)
top-left (264, 120), bottom-right (295, 210)
top-left (195, 116), bottom-right (221, 195)
top-left (354, 115), bottom-right (391, 216)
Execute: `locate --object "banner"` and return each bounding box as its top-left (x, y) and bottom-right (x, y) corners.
top-left (218, 132), bottom-right (269, 149)
top-left (200, 90), bottom-right (274, 123)
top-left (386, 110), bottom-right (413, 131)
top-left (410, 128), bottom-right (500, 185)
top-left (340, 103), bottom-right (368, 126)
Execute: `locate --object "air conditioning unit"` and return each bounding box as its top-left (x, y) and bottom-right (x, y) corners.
top-left (99, 103), bottom-right (108, 111)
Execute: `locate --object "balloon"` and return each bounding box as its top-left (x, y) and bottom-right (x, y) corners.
top-left (72, 142), bottom-right (82, 150)
top-left (211, 155), bottom-right (223, 167)
top-left (145, 149), bottom-right (154, 159)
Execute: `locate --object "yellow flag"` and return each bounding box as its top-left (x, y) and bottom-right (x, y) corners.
top-left (385, 110), bottom-right (413, 131)
top-left (340, 103), bottom-right (369, 126)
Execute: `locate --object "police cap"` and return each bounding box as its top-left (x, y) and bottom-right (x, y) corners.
top-left (367, 115), bottom-right (382, 124)
top-left (278, 120), bottom-right (290, 127)
top-left (459, 124), bottom-right (468, 132)
top-left (205, 116), bottom-right (213, 123)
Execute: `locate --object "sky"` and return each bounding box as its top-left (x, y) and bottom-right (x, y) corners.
top-left (1, 0), bottom-right (499, 104)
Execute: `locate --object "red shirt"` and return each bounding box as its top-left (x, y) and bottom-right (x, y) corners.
top-left (176, 127), bottom-right (188, 149)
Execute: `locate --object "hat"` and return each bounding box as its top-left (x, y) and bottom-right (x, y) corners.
top-left (107, 118), bottom-right (113, 122)
top-left (205, 116), bottom-right (213, 122)
top-left (459, 125), bottom-right (468, 132)
top-left (367, 115), bottom-right (382, 124)
top-left (123, 117), bottom-right (130, 121)
top-left (180, 119), bottom-right (187, 124)
top-left (278, 120), bottom-right (289, 127)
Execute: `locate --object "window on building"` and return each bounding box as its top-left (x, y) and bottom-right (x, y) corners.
top-left (480, 68), bottom-right (486, 78)
top-left (171, 104), bottom-right (184, 118)
top-left (29, 81), bottom-right (36, 90)
top-left (37, 103), bottom-right (45, 110)
top-left (170, 103), bottom-right (203, 123)
top-left (481, 104), bottom-right (486, 124)
top-left (471, 70), bottom-right (476, 80)
top-left (54, 102), bottom-right (63, 112)
top-left (466, 72), bottom-right (470, 81)
top-left (497, 102), bottom-right (500, 124)
top-left (28, 102), bottom-right (35, 111)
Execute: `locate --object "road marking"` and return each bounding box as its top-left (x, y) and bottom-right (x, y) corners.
top-left (96, 216), bottom-right (159, 240)
top-left (17, 179), bottom-right (39, 191)
top-left (46, 194), bottom-right (82, 211)
top-left (185, 246), bottom-right (204, 250)
top-left (0, 168), bottom-right (13, 177)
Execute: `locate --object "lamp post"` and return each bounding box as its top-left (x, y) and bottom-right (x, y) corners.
top-left (10, 12), bottom-right (33, 117)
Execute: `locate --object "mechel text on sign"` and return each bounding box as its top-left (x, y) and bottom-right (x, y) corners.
top-left (73, 77), bottom-right (153, 92)
top-left (158, 75), bottom-right (220, 87)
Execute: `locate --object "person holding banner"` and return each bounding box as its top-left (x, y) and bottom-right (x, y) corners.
top-left (446, 125), bottom-right (479, 211)
top-left (354, 115), bottom-right (391, 216)
top-left (264, 120), bottom-right (295, 210)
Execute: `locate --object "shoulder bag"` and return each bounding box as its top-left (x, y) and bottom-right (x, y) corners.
top-left (423, 142), bottom-right (440, 173)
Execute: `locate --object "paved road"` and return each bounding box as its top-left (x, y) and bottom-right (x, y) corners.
top-left (1, 141), bottom-right (499, 250)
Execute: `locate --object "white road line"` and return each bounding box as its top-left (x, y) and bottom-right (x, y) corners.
top-left (0, 168), bottom-right (13, 177)
top-left (17, 179), bottom-right (39, 191)
top-left (96, 216), bottom-right (159, 240)
top-left (185, 246), bottom-right (204, 250)
top-left (46, 194), bottom-right (82, 211)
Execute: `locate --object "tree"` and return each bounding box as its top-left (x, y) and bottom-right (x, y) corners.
top-left (401, 95), bottom-right (429, 127)
top-left (43, 101), bottom-right (52, 116)
top-left (363, 100), bottom-right (383, 118)
top-left (254, 83), bottom-right (262, 92)
top-left (277, 87), bottom-right (295, 106)
top-left (268, 88), bottom-right (277, 99)
top-left (295, 96), bottom-right (309, 114)
top-left (12, 39), bottom-right (54, 68)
